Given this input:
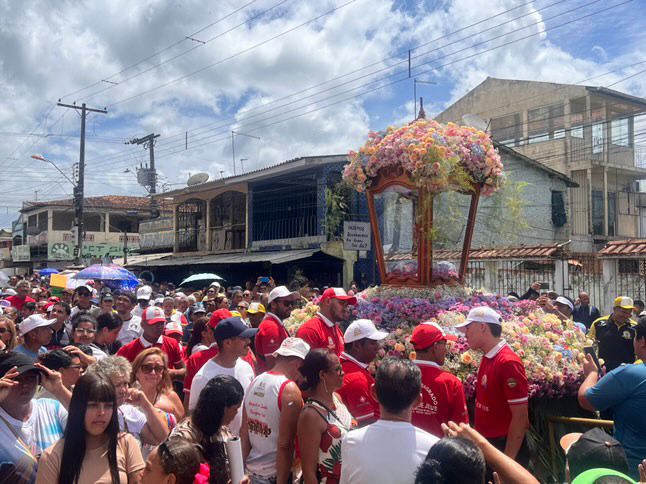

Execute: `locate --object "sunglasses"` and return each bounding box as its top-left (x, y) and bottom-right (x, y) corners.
top-left (330, 364), bottom-right (343, 375)
top-left (140, 364), bottom-right (165, 374)
top-left (0, 328), bottom-right (7, 334)
top-left (237, 305), bottom-right (247, 310)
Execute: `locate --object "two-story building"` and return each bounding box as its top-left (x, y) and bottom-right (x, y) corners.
top-left (134, 155), bottom-right (373, 288)
top-left (436, 77), bottom-right (646, 252)
top-left (13, 196), bottom-right (154, 269)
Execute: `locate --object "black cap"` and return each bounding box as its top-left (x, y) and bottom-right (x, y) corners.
top-left (566, 428), bottom-right (629, 479)
top-left (101, 293), bottom-right (114, 301)
top-left (213, 317), bottom-right (258, 340)
top-left (0, 351), bottom-right (45, 378)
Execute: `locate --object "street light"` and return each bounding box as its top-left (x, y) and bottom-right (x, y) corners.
top-left (31, 154), bottom-right (76, 186)
top-left (31, 153), bottom-right (82, 264)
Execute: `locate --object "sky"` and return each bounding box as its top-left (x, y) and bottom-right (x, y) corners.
top-left (1, 0), bottom-right (645, 228)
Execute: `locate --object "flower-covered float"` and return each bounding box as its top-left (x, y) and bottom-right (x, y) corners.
top-left (287, 112), bottom-right (591, 478)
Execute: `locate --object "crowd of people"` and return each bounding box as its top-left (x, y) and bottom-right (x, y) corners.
top-left (0, 273), bottom-right (644, 483)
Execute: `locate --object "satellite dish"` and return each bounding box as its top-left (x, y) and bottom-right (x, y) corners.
top-left (461, 114), bottom-right (489, 131)
top-left (187, 172), bottom-right (209, 186)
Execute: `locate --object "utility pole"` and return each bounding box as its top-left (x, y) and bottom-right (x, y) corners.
top-left (127, 133), bottom-right (160, 217)
top-left (57, 102), bottom-right (107, 265)
top-left (122, 230), bottom-right (128, 265)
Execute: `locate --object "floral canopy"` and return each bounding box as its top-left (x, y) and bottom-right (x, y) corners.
top-left (343, 118), bottom-right (505, 196)
top-left (343, 118), bottom-right (506, 286)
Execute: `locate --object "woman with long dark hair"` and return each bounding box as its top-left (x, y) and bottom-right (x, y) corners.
top-left (36, 372), bottom-right (145, 484)
top-left (186, 317), bottom-right (213, 356)
top-left (297, 349), bottom-right (353, 484)
top-left (171, 374), bottom-right (244, 484)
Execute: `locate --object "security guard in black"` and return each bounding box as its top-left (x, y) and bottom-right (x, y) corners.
top-left (589, 297), bottom-right (636, 372)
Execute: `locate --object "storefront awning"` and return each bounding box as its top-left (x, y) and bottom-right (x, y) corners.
top-left (112, 252), bottom-right (173, 267)
top-left (141, 249), bottom-right (328, 267)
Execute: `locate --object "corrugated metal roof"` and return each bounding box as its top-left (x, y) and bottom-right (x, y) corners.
top-left (599, 239), bottom-right (646, 257)
top-left (142, 249), bottom-right (333, 267)
top-left (433, 244), bottom-right (563, 260)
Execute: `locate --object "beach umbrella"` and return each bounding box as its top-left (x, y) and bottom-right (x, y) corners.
top-left (38, 268), bottom-right (59, 276)
top-left (73, 264), bottom-right (138, 282)
top-left (179, 273), bottom-right (224, 287)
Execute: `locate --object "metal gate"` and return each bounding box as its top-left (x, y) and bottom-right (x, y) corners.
top-left (565, 254), bottom-right (604, 309)
top-left (616, 259), bottom-right (646, 301)
top-left (494, 259), bottom-right (556, 296)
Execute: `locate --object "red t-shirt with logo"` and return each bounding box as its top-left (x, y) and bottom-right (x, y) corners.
top-left (254, 314), bottom-right (289, 373)
top-left (411, 360), bottom-right (469, 437)
top-left (296, 314), bottom-right (344, 356)
top-left (183, 346), bottom-right (256, 396)
top-left (474, 343), bottom-right (529, 439)
top-left (116, 336), bottom-right (183, 368)
top-left (7, 295), bottom-right (35, 310)
top-left (337, 353), bottom-right (379, 425)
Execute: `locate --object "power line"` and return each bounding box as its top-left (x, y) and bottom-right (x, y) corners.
top-left (60, 0), bottom-right (261, 101)
top-left (107, 0), bottom-right (361, 108)
top-left (86, 0), bottom-right (618, 168)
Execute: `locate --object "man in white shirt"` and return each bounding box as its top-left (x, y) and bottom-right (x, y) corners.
top-left (0, 352), bottom-right (70, 483)
top-left (115, 292), bottom-right (142, 346)
top-left (132, 285), bottom-right (152, 318)
top-left (340, 357), bottom-right (438, 484)
top-left (189, 317), bottom-right (257, 435)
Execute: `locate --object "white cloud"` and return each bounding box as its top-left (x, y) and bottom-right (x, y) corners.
top-left (0, 0), bottom-right (643, 229)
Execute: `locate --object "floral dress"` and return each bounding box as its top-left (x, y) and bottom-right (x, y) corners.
top-left (306, 394), bottom-right (353, 484)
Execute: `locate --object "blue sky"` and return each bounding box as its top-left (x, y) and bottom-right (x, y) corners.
top-left (1, 0), bottom-right (645, 229)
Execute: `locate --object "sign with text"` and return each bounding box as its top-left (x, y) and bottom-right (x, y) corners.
top-left (343, 221), bottom-right (371, 251)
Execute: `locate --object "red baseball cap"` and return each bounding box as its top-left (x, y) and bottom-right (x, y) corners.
top-left (320, 287), bottom-right (357, 305)
top-left (411, 322), bottom-right (457, 350)
top-left (208, 308), bottom-right (232, 329)
top-left (142, 306), bottom-right (166, 325)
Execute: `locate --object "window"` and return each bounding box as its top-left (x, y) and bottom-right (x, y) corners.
top-left (528, 103), bottom-right (564, 143)
top-left (570, 97), bottom-right (585, 138)
top-left (592, 122), bottom-right (605, 154)
top-left (52, 211), bottom-right (74, 231)
top-left (37, 212), bottom-right (48, 232)
top-left (84, 213), bottom-right (103, 232)
top-left (491, 113), bottom-right (521, 146)
top-left (592, 190), bottom-right (603, 235)
top-left (591, 190), bottom-right (616, 236)
top-left (28, 215), bottom-right (37, 227)
top-left (551, 191), bottom-right (566, 227)
top-left (109, 214), bottom-right (139, 233)
top-left (611, 118), bottom-right (631, 147)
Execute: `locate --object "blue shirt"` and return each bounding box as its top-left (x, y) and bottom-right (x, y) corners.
top-left (13, 345), bottom-right (47, 362)
top-left (586, 363), bottom-right (646, 473)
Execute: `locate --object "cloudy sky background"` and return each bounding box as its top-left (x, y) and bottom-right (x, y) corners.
top-left (1, 0), bottom-right (645, 227)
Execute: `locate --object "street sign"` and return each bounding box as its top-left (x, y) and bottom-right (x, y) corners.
top-left (343, 221), bottom-right (371, 251)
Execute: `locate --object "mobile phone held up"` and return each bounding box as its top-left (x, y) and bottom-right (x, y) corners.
top-left (259, 276), bottom-right (270, 284)
top-left (584, 346), bottom-right (602, 372)
top-left (539, 282), bottom-right (550, 290)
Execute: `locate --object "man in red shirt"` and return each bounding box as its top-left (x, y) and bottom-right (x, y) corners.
top-left (337, 319), bottom-right (388, 426)
top-left (410, 322), bottom-right (468, 437)
top-left (7, 280), bottom-right (35, 311)
top-left (296, 287), bottom-right (356, 356)
top-left (117, 306), bottom-right (186, 380)
top-left (456, 306), bottom-right (530, 466)
top-left (254, 285), bottom-right (298, 373)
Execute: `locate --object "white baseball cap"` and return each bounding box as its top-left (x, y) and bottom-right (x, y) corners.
top-left (19, 314), bottom-right (56, 336)
top-left (555, 296), bottom-right (574, 312)
top-left (136, 285), bottom-right (152, 301)
top-left (268, 286), bottom-right (298, 304)
top-left (456, 307), bottom-right (503, 329)
top-left (344, 319), bottom-right (389, 343)
top-left (209, 281), bottom-right (221, 288)
top-left (273, 337), bottom-right (310, 359)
